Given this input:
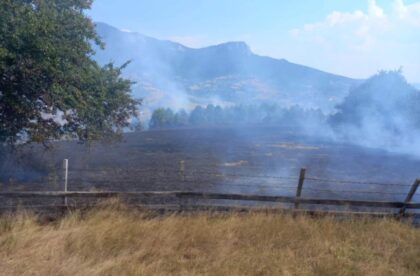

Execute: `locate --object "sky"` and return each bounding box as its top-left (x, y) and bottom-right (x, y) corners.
top-left (88, 0), bottom-right (420, 82)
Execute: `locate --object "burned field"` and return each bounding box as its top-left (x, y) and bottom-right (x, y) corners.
top-left (0, 127), bottom-right (419, 212)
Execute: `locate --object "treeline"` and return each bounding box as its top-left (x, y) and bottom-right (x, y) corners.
top-left (148, 71), bottom-right (420, 135)
top-left (149, 104), bottom-right (326, 129)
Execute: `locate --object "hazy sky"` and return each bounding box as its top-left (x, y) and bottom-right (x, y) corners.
top-left (88, 0), bottom-right (420, 82)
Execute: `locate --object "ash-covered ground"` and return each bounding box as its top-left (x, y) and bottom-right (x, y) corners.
top-left (1, 127), bottom-right (419, 205)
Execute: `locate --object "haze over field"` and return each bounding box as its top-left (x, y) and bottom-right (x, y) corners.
top-left (2, 0), bottom-right (420, 186)
top-left (89, 0), bottom-right (420, 130)
top-left (1, 3), bottom-right (420, 274)
top-left (92, 18), bottom-right (420, 156)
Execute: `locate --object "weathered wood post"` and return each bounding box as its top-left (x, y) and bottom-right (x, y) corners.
top-left (399, 179), bottom-right (419, 216)
top-left (63, 159), bottom-right (68, 207)
top-left (179, 160), bottom-right (185, 182)
top-left (295, 168), bottom-right (306, 209)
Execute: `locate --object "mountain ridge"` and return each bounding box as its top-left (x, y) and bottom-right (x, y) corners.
top-left (93, 22), bottom-right (360, 116)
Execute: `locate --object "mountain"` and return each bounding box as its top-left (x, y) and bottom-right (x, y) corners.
top-left (94, 22), bottom-right (360, 117)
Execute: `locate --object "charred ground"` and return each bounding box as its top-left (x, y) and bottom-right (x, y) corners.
top-left (1, 127), bottom-right (419, 204)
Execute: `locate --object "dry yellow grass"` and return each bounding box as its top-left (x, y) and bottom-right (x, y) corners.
top-left (0, 202), bottom-right (419, 276)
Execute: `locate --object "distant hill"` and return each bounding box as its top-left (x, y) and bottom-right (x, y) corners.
top-left (94, 22), bottom-right (360, 117)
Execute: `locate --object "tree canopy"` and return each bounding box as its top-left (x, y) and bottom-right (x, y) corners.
top-left (329, 70), bottom-right (419, 131)
top-left (148, 104), bottom-right (326, 129)
top-left (0, 0), bottom-right (140, 146)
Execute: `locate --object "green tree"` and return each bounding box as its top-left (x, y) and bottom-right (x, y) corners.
top-left (149, 108), bottom-right (175, 129)
top-left (173, 109), bottom-right (189, 127)
top-left (0, 0), bottom-right (140, 146)
top-left (189, 106), bottom-right (206, 126)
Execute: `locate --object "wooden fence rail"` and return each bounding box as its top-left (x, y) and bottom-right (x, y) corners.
top-left (1, 164), bottom-right (419, 218)
top-left (1, 191), bottom-right (419, 210)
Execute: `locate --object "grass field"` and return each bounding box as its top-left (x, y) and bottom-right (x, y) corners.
top-left (0, 201), bottom-right (419, 276)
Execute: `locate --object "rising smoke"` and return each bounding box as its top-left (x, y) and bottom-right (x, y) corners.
top-left (329, 70), bottom-right (420, 155)
top-left (147, 70), bottom-right (420, 157)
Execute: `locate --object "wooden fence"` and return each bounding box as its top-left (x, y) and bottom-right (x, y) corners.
top-left (1, 168), bottom-right (419, 218)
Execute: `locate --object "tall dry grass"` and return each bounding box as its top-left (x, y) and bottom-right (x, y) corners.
top-left (0, 201), bottom-right (419, 276)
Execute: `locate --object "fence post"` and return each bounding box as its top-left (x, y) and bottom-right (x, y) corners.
top-left (63, 159), bottom-right (68, 207)
top-left (399, 179), bottom-right (419, 216)
top-left (179, 160), bottom-right (185, 182)
top-left (295, 168), bottom-right (306, 209)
